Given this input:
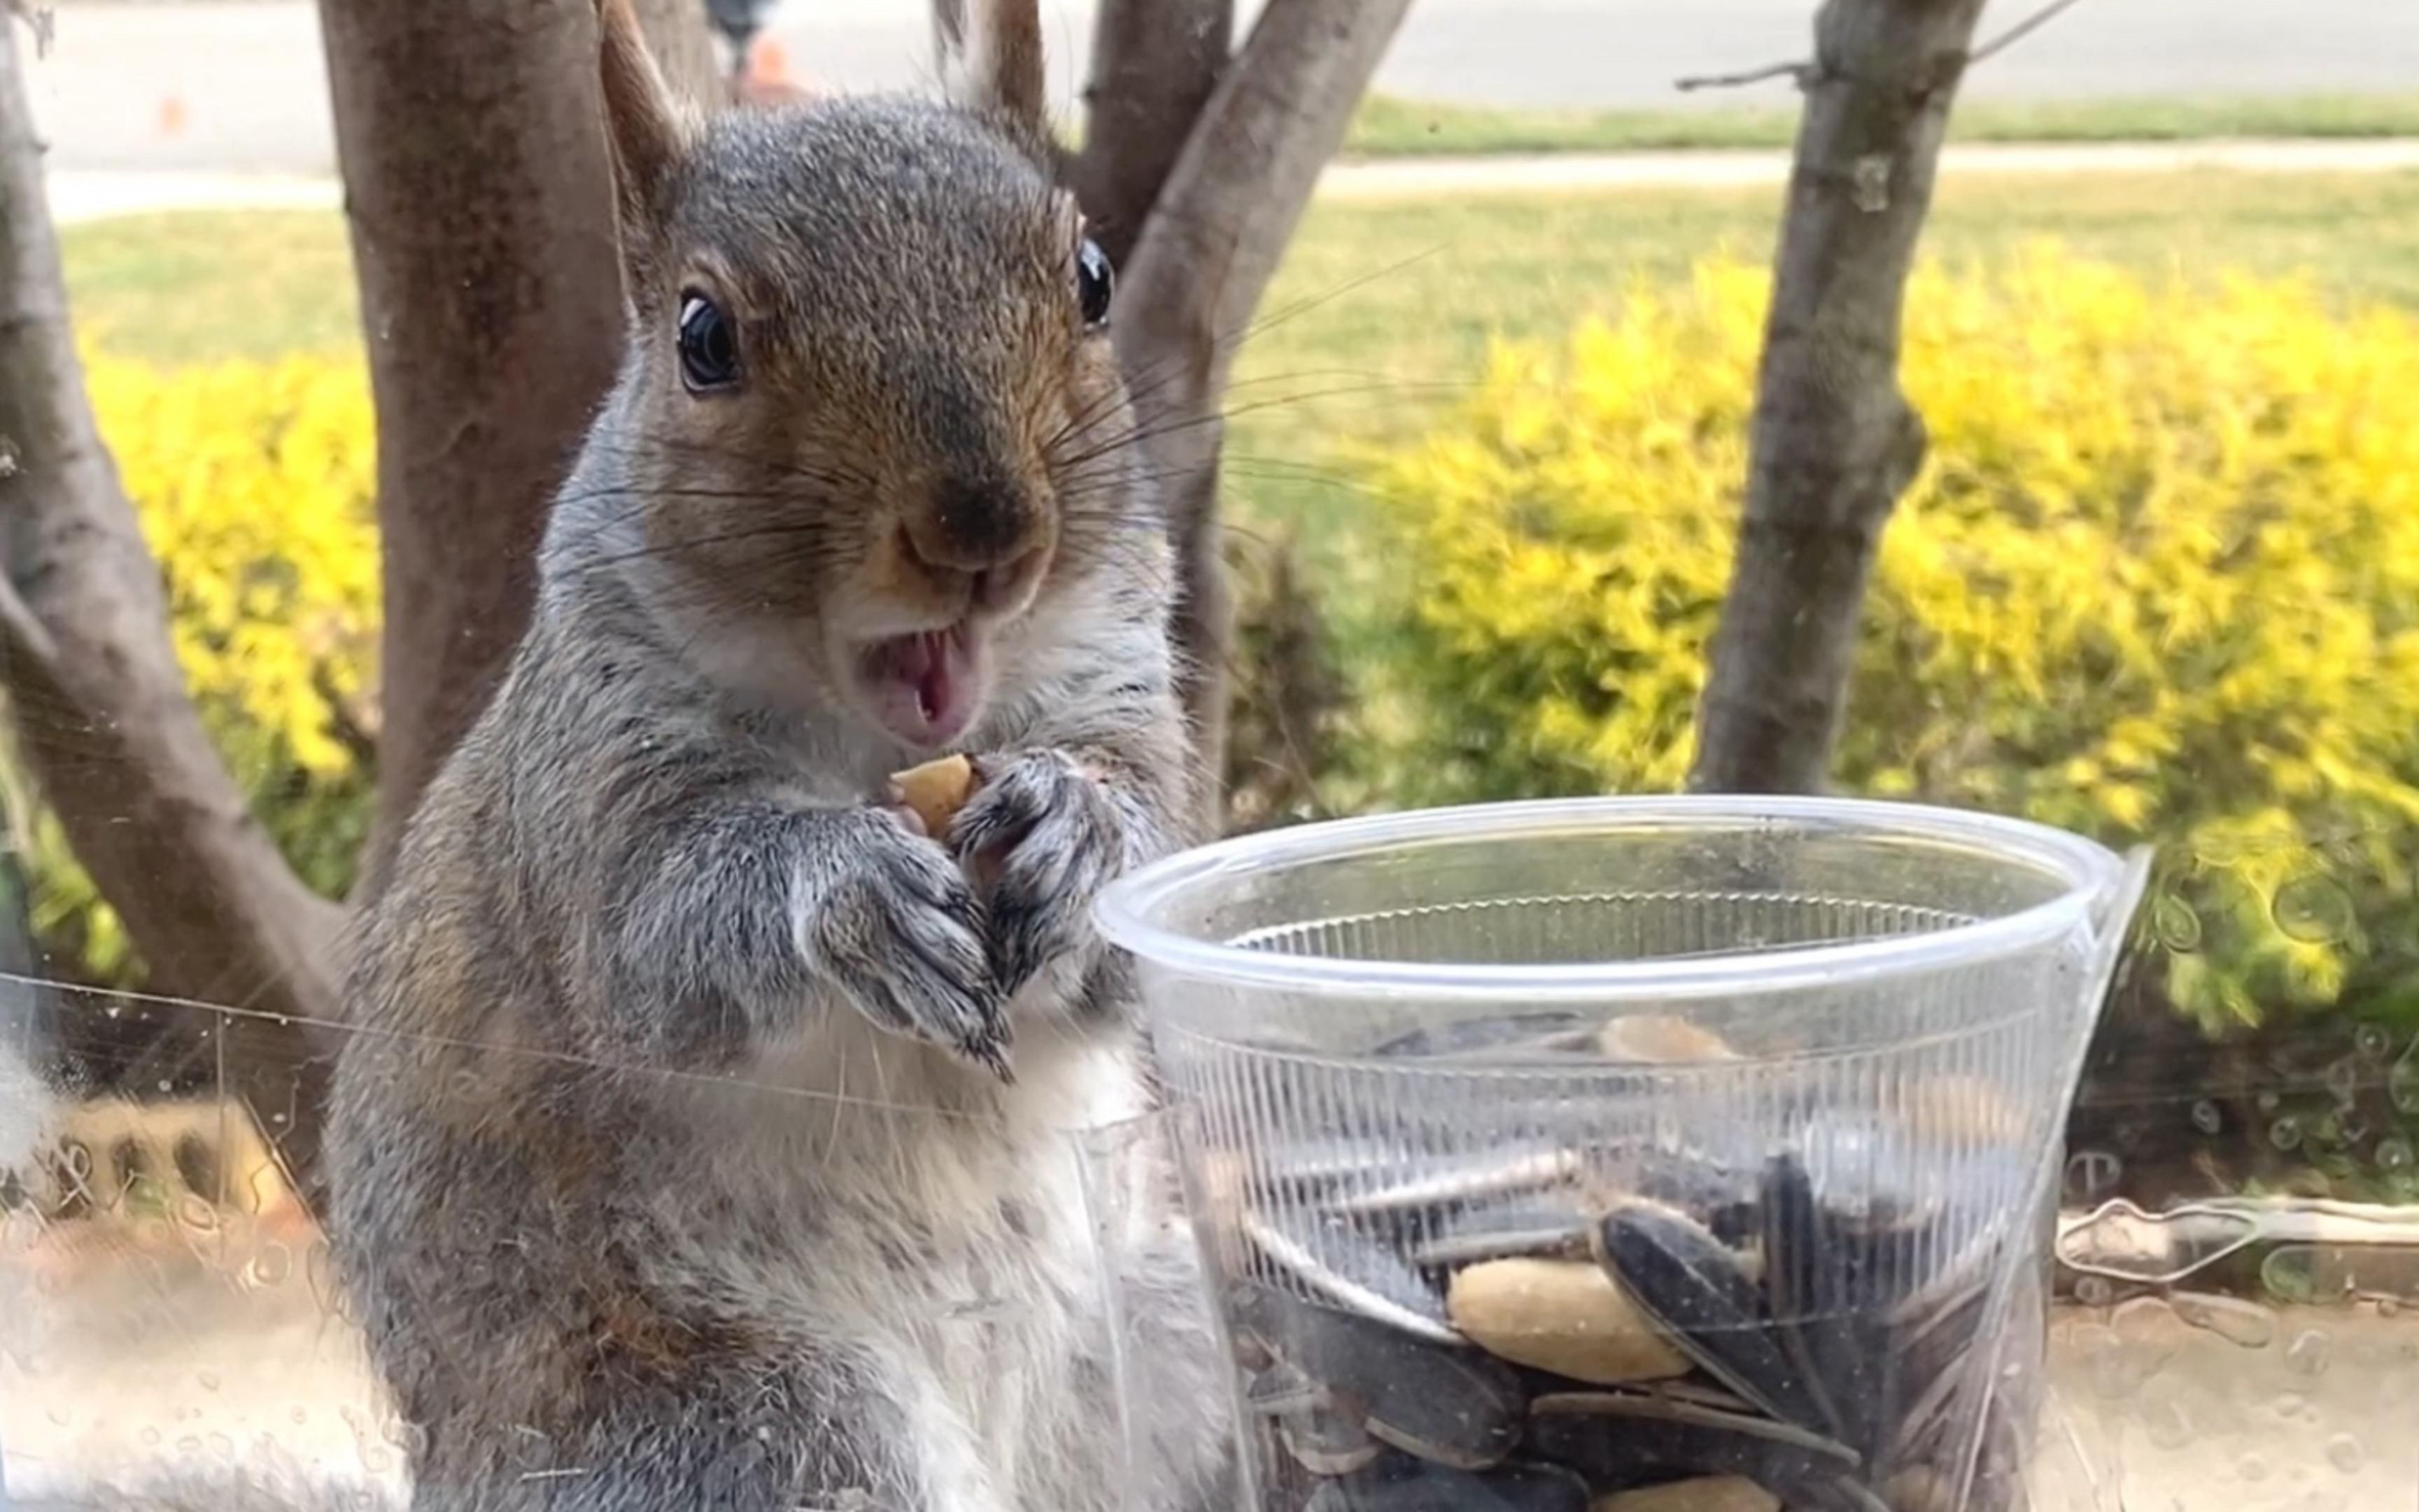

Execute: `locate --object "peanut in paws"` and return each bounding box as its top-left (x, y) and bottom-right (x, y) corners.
top-left (889, 754), bottom-right (977, 838)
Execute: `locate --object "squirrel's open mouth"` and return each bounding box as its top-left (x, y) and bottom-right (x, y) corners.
top-left (856, 623), bottom-right (984, 749)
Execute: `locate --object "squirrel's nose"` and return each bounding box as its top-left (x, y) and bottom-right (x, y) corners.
top-left (908, 476), bottom-right (1041, 572)
top-left (901, 476), bottom-right (1051, 616)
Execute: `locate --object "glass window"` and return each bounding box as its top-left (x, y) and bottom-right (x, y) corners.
top-left (3, 1), bottom-right (2414, 1508)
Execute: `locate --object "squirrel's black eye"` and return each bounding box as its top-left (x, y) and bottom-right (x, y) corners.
top-left (1076, 238), bottom-right (1113, 331)
top-left (677, 292), bottom-right (740, 392)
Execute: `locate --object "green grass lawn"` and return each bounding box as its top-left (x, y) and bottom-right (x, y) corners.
top-left (1232, 169), bottom-right (2419, 585)
top-left (61, 210), bottom-right (362, 365)
top-left (57, 168), bottom-right (2419, 652)
top-left (1344, 92), bottom-right (2419, 157)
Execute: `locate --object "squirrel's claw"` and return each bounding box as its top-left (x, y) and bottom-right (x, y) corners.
top-left (795, 807), bottom-right (1009, 1058)
top-left (947, 749), bottom-right (1131, 1002)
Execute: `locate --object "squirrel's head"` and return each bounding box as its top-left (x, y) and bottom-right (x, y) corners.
top-left (584, 0), bottom-right (1149, 751)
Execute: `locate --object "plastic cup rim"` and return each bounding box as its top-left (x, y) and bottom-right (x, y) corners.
top-left (1094, 794), bottom-right (2127, 1003)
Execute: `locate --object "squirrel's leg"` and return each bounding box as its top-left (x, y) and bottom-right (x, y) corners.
top-left (581, 796), bottom-right (1009, 1072)
top-left (395, 1321), bottom-right (920, 1512)
top-left (1103, 1229), bottom-right (1243, 1512)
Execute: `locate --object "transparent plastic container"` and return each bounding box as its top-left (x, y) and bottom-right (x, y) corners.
top-left (1098, 796), bottom-right (2150, 1512)
top-left (0, 980), bottom-right (1227, 1511)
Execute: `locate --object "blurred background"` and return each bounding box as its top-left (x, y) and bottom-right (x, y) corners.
top-left (6, 0), bottom-right (2419, 1507)
top-left (20, 0), bottom-right (2419, 176)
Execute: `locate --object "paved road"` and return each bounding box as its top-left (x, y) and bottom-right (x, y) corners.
top-left (16, 0), bottom-right (2419, 176)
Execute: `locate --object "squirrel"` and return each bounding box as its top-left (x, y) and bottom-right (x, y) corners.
top-left (320, 2), bottom-right (1232, 1509)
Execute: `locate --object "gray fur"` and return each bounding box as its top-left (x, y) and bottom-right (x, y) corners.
top-left (324, 22), bottom-right (1229, 1511)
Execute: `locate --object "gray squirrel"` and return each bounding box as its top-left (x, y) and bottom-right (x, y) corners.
top-left (319, 1), bottom-right (1233, 1508)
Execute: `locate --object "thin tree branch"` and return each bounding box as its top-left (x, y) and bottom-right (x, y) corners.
top-left (1687, 0), bottom-right (1993, 794)
top-left (6, 2), bottom-right (52, 59)
top-left (1676, 59), bottom-right (1814, 94)
top-left (1675, 0), bottom-right (2088, 96)
top-left (311, 664), bottom-right (380, 775)
top-left (1071, 0), bottom-right (1232, 268)
top-left (1970, 0), bottom-right (2089, 66)
top-left (1, 14), bottom-right (344, 1173)
top-left (1113, 0), bottom-right (1411, 825)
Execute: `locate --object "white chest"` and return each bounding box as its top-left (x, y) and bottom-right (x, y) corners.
top-left (649, 1026), bottom-right (1149, 1512)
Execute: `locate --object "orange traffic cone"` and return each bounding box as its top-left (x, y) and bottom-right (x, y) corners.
top-left (750, 34), bottom-right (789, 85)
top-left (742, 34), bottom-right (815, 105)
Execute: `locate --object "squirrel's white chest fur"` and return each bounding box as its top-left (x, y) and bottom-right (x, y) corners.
top-left (645, 1011), bottom-right (1152, 1512)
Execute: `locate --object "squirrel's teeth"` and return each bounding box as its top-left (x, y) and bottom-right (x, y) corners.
top-left (890, 633), bottom-right (935, 679)
top-left (915, 631), bottom-right (952, 723)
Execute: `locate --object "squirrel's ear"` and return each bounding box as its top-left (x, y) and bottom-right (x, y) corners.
top-left (593, 0), bottom-right (696, 228)
top-left (938, 0), bottom-right (1048, 145)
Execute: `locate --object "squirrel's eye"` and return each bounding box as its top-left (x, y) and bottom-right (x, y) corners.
top-left (1076, 238), bottom-right (1113, 331)
top-left (677, 292), bottom-right (740, 392)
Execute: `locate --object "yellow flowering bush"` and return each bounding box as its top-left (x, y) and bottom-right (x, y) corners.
top-left (8, 350), bottom-right (380, 980)
top-left (1373, 246), bottom-right (2419, 1031)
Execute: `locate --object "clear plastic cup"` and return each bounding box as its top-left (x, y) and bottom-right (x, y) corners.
top-left (1097, 796), bottom-right (2149, 1512)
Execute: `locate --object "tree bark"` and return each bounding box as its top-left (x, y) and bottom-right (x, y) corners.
top-left (320, 0), bottom-right (708, 893)
top-left (1072, 0), bottom-right (1232, 269)
top-left (1109, 0), bottom-right (1411, 824)
top-left (1687, 0), bottom-right (1989, 795)
top-left (1, 11), bottom-right (344, 1172)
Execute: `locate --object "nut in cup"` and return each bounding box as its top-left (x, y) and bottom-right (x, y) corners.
top-left (1095, 796), bottom-right (2148, 1512)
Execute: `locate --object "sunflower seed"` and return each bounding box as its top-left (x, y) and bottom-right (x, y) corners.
top-left (1323, 1148), bottom-right (1583, 1220)
top-left (1528, 1392), bottom-right (1858, 1468)
top-left (1279, 1408), bottom-right (1383, 1478)
top-left (1593, 1202), bottom-right (1835, 1437)
top-left (1230, 1282), bottom-right (1527, 1471)
top-left (1409, 1201), bottom-right (1592, 1269)
top-left (1242, 1210), bottom-right (1458, 1345)
top-left (1370, 1012), bottom-right (1596, 1061)
top-left (1303, 1454), bottom-right (1591, 1512)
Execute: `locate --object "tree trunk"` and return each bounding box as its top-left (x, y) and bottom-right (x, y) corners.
top-left (320, 0), bottom-right (710, 893)
top-left (1687, 0), bottom-right (1989, 795)
top-left (1108, 0), bottom-right (1411, 824)
top-left (1, 11), bottom-right (344, 1178)
top-left (1072, 0), bottom-right (1232, 268)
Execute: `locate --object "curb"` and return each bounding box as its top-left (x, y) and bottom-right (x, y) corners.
top-left (43, 137), bottom-right (2419, 224)
top-left (1318, 136), bottom-right (2419, 199)
top-left (45, 169), bottom-right (339, 225)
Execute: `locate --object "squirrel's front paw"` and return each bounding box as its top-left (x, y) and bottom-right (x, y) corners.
top-left (796, 809), bottom-right (1008, 1072)
top-left (948, 750), bottom-right (1138, 1000)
